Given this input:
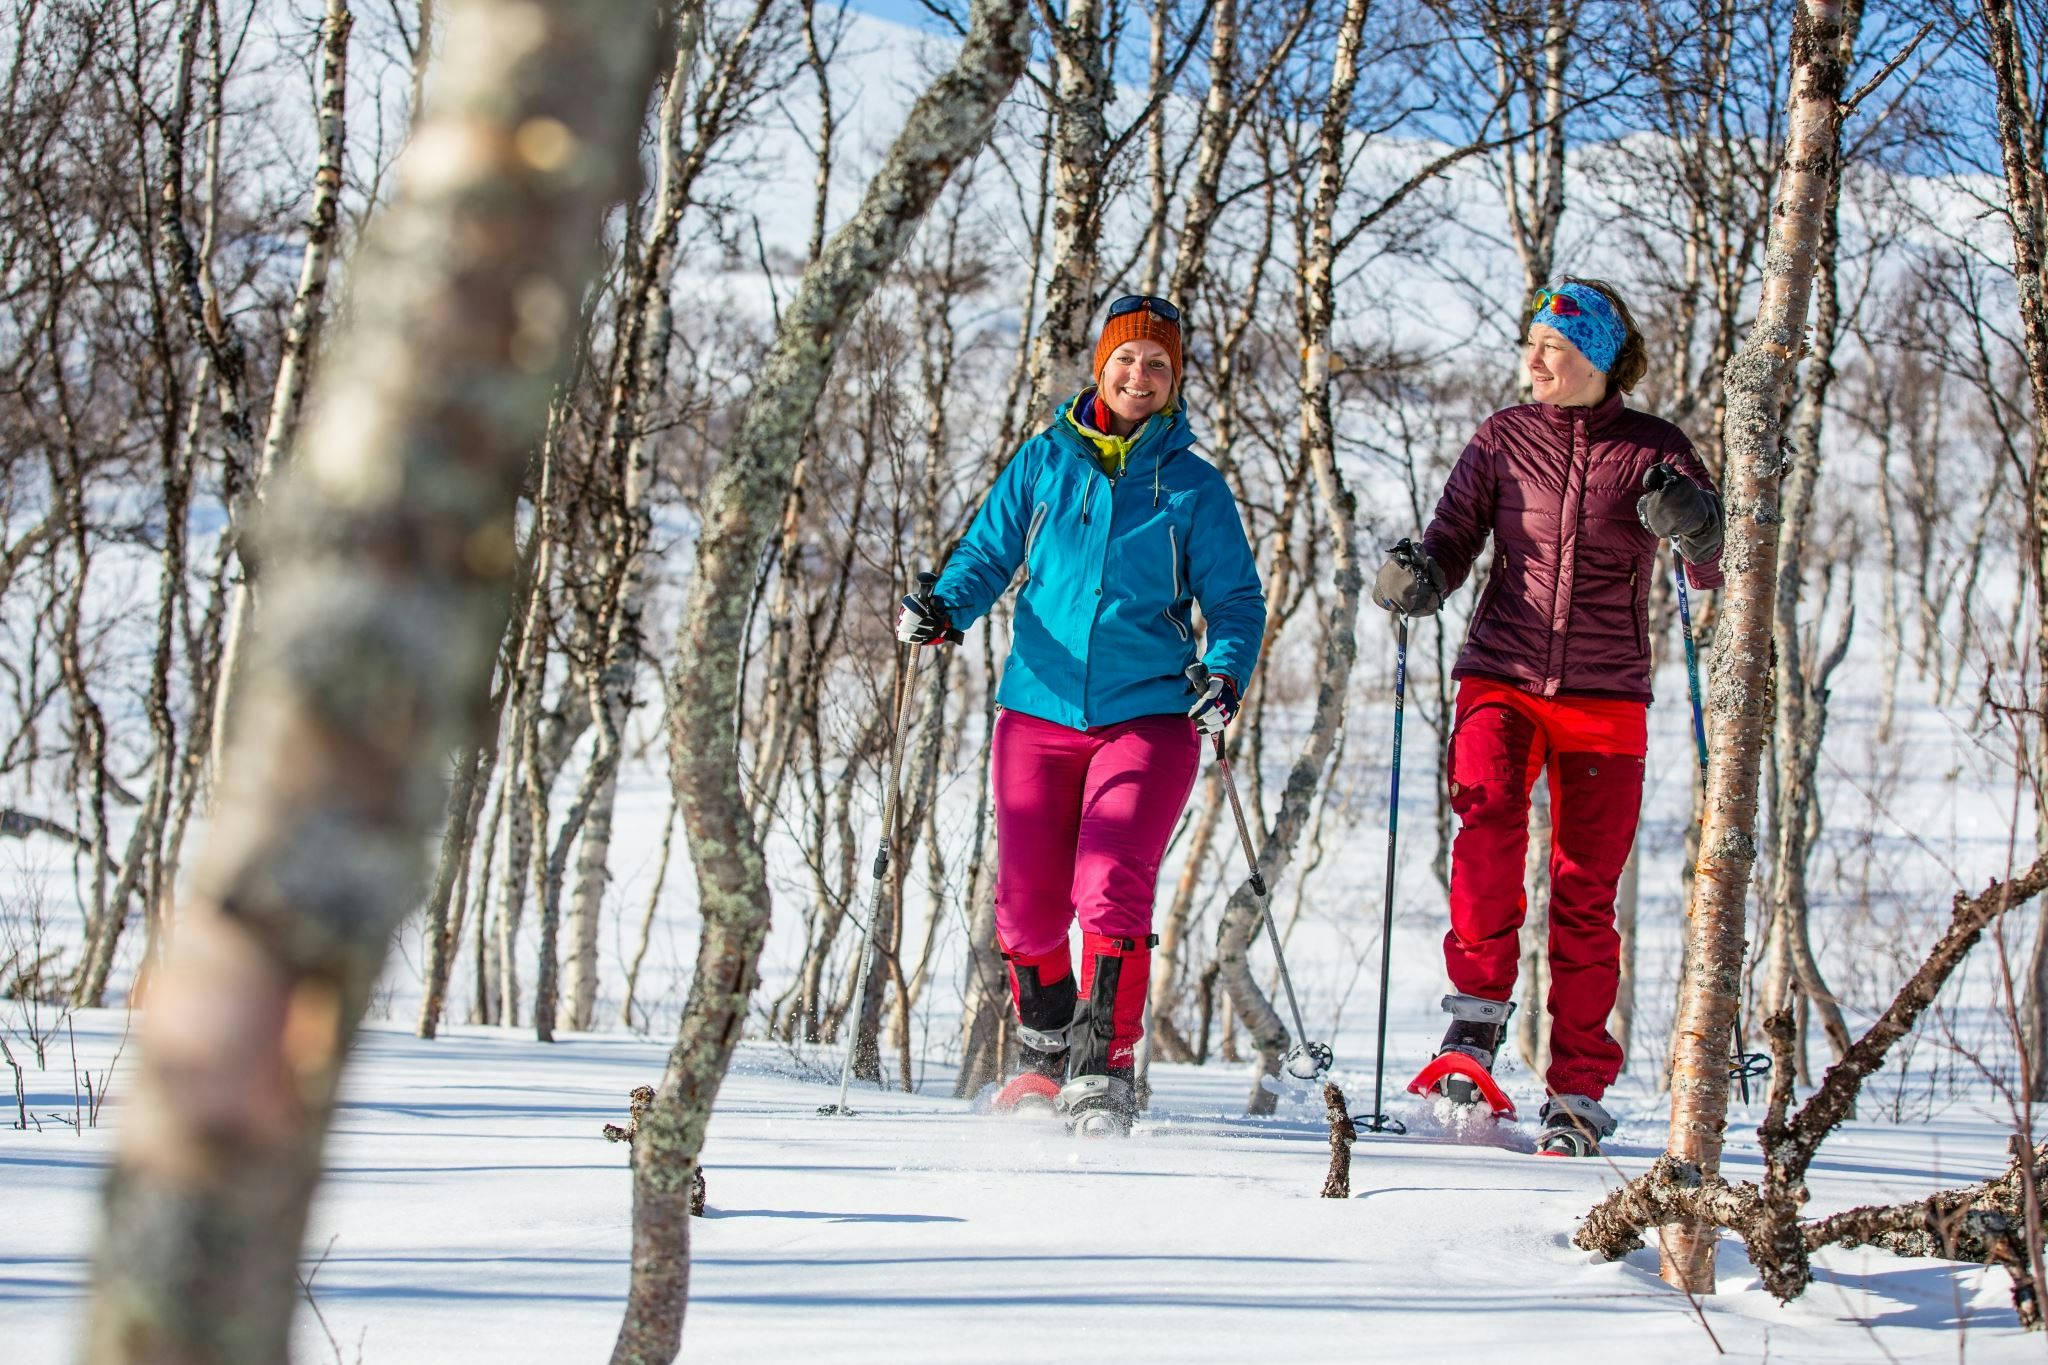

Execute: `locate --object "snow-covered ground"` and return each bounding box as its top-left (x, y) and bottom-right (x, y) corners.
top-left (3, 1008), bottom-right (2041, 1363)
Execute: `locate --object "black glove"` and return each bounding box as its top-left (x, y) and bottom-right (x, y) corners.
top-left (894, 573), bottom-right (963, 646)
top-left (1187, 671), bottom-right (1240, 737)
top-left (1638, 463), bottom-right (1723, 562)
top-left (1373, 539), bottom-right (1447, 617)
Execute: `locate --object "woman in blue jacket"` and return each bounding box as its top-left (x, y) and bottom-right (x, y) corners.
top-left (897, 296), bottom-right (1267, 1134)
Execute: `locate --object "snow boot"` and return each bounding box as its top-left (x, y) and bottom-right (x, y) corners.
top-left (1428, 993), bottom-right (1516, 1107)
top-left (1536, 1093), bottom-right (1616, 1157)
top-left (1057, 932), bottom-right (1153, 1137)
top-left (992, 945), bottom-right (1075, 1117)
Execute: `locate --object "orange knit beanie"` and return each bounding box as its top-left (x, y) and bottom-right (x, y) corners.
top-left (1093, 303), bottom-right (1183, 389)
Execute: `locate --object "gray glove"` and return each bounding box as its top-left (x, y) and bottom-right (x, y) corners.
top-left (1373, 539), bottom-right (1447, 617)
top-left (1638, 463), bottom-right (1723, 561)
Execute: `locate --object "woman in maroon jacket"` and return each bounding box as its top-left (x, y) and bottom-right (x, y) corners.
top-left (1374, 278), bottom-right (1723, 1157)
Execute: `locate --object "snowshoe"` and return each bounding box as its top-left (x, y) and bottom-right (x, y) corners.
top-left (1057, 1070), bottom-right (1135, 1138)
top-left (1405, 993), bottom-right (1518, 1120)
top-left (1535, 1094), bottom-right (1616, 1158)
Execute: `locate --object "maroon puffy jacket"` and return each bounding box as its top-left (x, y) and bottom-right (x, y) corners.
top-left (1421, 391), bottom-right (1722, 703)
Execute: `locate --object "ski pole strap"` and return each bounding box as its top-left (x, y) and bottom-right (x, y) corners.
top-left (1729, 1049), bottom-right (1772, 1105)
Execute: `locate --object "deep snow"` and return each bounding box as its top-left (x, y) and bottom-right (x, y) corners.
top-left (4, 1008), bottom-right (2042, 1363)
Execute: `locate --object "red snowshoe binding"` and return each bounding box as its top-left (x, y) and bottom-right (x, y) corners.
top-left (1406, 993), bottom-right (1518, 1120)
top-left (992, 946), bottom-right (1075, 1117)
top-left (1535, 1094), bottom-right (1615, 1157)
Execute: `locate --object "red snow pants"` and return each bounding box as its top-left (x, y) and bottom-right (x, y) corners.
top-left (993, 709), bottom-right (1200, 1069)
top-left (1444, 677), bottom-right (1646, 1099)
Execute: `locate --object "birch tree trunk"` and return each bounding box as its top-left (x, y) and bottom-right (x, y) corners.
top-left (1978, 0), bottom-right (2048, 1098)
top-left (952, 628), bottom-right (1006, 1096)
top-left (1660, 0), bottom-right (1857, 1294)
top-left (1024, 0), bottom-right (1110, 417)
top-left (81, 2), bottom-right (662, 1356)
top-left (1764, 142), bottom-right (1856, 1068)
top-left (211, 0), bottom-right (353, 781)
top-left (611, 4), bottom-right (1029, 1357)
top-left (1490, 0), bottom-right (1573, 302)
top-left (1215, 0), bottom-right (1372, 1117)
top-left (557, 11), bottom-right (706, 1034)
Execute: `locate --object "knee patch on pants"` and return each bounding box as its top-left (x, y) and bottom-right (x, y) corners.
top-left (1071, 932), bottom-right (1155, 1075)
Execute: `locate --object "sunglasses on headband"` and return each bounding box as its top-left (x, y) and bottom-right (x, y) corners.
top-left (1530, 288), bottom-right (1582, 319)
top-left (1107, 294), bottom-right (1182, 324)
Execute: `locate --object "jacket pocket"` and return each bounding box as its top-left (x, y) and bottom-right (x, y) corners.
top-left (1022, 502), bottom-right (1049, 581)
top-left (1477, 548), bottom-right (1507, 617)
top-left (1163, 524), bottom-right (1190, 640)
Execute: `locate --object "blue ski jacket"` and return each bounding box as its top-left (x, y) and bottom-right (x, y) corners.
top-left (935, 391), bottom-right (1267, 731)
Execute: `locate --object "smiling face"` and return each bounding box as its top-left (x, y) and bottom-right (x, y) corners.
top-left (1098, 338), bottom-right (1175, 433)
top-left (1524, 323), bottom-right (1608, 407)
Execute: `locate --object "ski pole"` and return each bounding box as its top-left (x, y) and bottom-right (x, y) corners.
top-left (1646, 466), bottom-right (1708, 790)
top-left (1672, 550), bottom-right (1707, 789)
top-left (1185, 664), bottom-right (1332, 1082)
top-left (1359, 613), bottom-right (1408, 1135)
top-left (820, 574), bottom-right (933, 1116)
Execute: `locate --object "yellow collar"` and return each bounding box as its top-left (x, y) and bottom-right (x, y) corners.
top-left (1067, 394), bottom-right (1151, 478)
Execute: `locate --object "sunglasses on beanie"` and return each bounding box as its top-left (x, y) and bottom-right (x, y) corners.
top-left (1107, 294), bottom-right (1182, 324)
top-left (1530, 288), bottom-right (1583, 318)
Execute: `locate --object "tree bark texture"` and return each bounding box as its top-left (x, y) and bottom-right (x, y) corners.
top-left (1215, 0), bottom-right (1371, 1117)
top-left (1024, 0), bottom-right (1110, 417)
top-left (1762, 12), bottom-right (1858, 1073)
top-left (1979, 0), bottom-right (2048, 1099)
top-left (611, 4), bottom-right (1029, 1359)
top-left (211, 0), bottom-right (354, 782)
top-left (1661, 0), bottom-right (1855, 1295)
top-left (81, 2), bottom-right (663, 1359)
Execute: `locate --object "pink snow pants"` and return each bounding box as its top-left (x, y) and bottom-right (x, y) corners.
top-left (993, 708), bottom-right (1200, 952)
top-left (993, 709), bottom-right (1200, 1065)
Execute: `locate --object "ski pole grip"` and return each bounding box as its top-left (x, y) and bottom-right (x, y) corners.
top-left (1643, 461), bottom-right (1678, 493)
top-left (914, 569), bottom-right (939, 606)
top-left (1184, 661), bottom-right (1210, 693)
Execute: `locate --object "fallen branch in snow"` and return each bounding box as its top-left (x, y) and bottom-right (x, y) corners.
top-left (1579, 851), bottom-right (2048, 1323)
top-left (1320, 1083), bottom-right (1354, 1199)
top-left (1806, 1137), bottom-right (2045, 1328)
top-left (604, 1086), bottom-right (705, 1216)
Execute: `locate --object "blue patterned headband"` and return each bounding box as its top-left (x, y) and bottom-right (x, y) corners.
top-left (1530, 282), bottom-right (1627, 374)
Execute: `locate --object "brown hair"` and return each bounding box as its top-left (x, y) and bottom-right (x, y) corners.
top-left (1560, 275), bottom-right (1649, 394)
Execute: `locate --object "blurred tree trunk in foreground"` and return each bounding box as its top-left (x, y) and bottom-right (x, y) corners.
top-left (80, 0), bottom-right (665, 1358)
